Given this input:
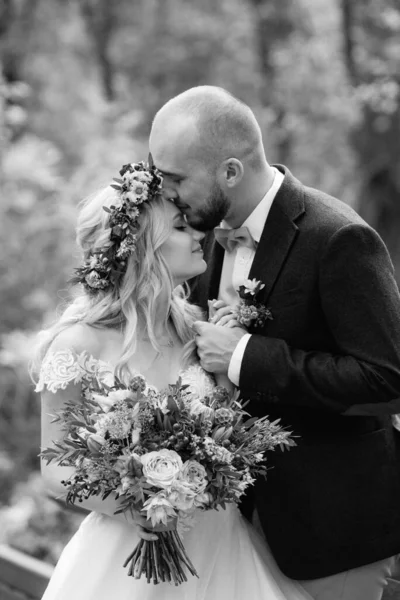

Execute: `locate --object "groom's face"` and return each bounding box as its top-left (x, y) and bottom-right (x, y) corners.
top-left (165, 175), bottom-right (230, 232)
top-left (150, 119), bottom-right (230, 231)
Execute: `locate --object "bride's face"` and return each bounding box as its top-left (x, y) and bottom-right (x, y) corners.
top-left (160, 201), bottom-right (207, 286)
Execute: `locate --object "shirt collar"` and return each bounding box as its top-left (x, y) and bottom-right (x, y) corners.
top-left (219, 166), bottom-right (284, 242)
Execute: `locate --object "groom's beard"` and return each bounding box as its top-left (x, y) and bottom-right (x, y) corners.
top-left (185, 182), bottom-right (230, 232)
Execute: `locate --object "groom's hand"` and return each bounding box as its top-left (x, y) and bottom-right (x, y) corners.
top-left (193, 321), bottom-right (247, 374)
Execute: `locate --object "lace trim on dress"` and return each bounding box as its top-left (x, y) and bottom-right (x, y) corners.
top-left (36, 351), bottom-right (215, 397)
top-left (35, 348), bottom-right (113, 394)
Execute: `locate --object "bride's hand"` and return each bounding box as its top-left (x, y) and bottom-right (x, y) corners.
top-left (208, 300), bottom-right (239, 328)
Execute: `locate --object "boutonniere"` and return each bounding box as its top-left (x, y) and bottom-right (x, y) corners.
top-left (234, 279), bottom-right (273, 328)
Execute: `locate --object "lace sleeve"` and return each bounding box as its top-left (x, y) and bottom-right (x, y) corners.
top-left (35, 348), bottom-right (107, 394)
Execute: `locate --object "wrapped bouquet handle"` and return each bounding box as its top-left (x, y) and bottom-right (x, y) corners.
top-left (123, 529), bottom-right (198, 585)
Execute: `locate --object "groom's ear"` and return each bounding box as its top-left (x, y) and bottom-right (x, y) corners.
top-left (219, 158), bottom-right (244, 189)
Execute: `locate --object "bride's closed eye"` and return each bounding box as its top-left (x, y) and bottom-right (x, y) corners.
top-left (174, 218), bottom-right (188, 231)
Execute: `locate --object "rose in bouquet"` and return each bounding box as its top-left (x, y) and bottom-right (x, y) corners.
top-left (41, 366), bottom-right (295, 585)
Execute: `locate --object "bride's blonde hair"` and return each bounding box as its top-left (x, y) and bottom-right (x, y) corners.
top-left (32, 186), bottom-right (203, 383)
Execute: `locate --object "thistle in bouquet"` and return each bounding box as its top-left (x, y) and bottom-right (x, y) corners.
top-left (41, 365), bottom-right (295, 586)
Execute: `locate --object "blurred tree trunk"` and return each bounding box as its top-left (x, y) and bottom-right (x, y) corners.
top-left (341, 0), bottom-right (357, 85)
top-left (0, 0), bottom-right (40, 83)
top-left (340, 0), bottom-right (400, 282)
top-left (79, 0), bottom-right (117, 102)
top-left (0, 69), bottom-right (6, 180)
top-left (248, 0), bottom-right (297, 164)
top-left (145, 0), bottom-right (171, 97)
top-left (0, 0), bottom-right (39, 147)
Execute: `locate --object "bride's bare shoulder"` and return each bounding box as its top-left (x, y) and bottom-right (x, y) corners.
top-left (48, 323), bottom-right (104, 357)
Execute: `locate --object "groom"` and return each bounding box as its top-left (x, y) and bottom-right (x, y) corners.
top-left (149, 86), bottom-right (400, 599)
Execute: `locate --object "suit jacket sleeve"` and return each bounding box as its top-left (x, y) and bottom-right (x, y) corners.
top-left (239, 223), bottom-right (400, 414)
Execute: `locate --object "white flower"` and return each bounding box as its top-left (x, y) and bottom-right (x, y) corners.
top-left (122, 170), bottom-right (140, 186)
top-left (122, 190), bottom-right (142, 204)
top-left (91, 392), bottom-right (115, 413)
top-left (130, 427), bottom-right (141, 447)
top-left (178, 460), bottom-right (208, 494)
top-left (143, 492), bottom-right (177, 527)
top-left (193, 491), bottom-right (212, 508)
top-left (86, 433), bottom-right (106, 453)
top-left (187, 399), bottom-right (214, 419)
top-left (135, 170), bottom-right (152, 184)
top-left (253, 452), bottom-right (264, 463)
top-left (180, 364), bottom-right (216, 416)
top-left (152, 393), bottom-right (170, 415)
top-left (203, 437), bottom-right (233, 464)
top-left (89, 256), bottom-right (100, 268)
top-left (97, 370), bottom-right (115, 388)
top-left (77, 427), bottom-right (90, 440)
top-left (113, 455), bottom-right (131, 476)
top-left (141, 449), bottom-right (183, 489)
top-left (167, 481), bottom-right (196, 512)
top-left (119, 475), bottom-right (136, 493)
top-left (125, 206), bottom-right (140, 220)
top-left (109, 389), bottom-right (135, 402)
top-left (213, 446), bottom-right (233, 464)
top-left (94, 413), bottom-right (131, 439)
top-left (91, 389), bottom-right (134, 413)
top-left (122, 169), bottom-right (151, 186)
top-left (243, 278), bottom-right (265, 295)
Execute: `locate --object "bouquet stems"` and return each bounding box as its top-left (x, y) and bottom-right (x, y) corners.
top-left (123, 530), bottom-right (199, 586)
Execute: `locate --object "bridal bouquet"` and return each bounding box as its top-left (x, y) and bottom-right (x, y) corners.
top-left (41, 365), bottom-right (295, 586)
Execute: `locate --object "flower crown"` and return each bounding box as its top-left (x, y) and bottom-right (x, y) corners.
top-left (72, 157), bottom-right (163, 293)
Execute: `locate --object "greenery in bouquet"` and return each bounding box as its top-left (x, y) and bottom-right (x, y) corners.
top-left (41, 361), bottom-right (295, 585)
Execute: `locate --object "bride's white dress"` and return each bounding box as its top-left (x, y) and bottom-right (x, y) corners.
top-left (37, 350), bottom-right (312, 600)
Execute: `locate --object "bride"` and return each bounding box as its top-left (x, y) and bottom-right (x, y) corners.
top-left (33, 161), bottom-right (311, 600)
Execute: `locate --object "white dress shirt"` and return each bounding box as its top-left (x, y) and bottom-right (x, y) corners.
top-left (216, 167), bottom-right (284, 386)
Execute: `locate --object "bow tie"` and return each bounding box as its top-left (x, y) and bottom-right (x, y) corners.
top-left (214, 226), bottom-right (257, 253)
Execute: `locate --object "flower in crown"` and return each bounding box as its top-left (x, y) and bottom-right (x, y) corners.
top-left (234, 279), bottom-right (273, 328)
top-left (71, 155), bottom-right (163, 293)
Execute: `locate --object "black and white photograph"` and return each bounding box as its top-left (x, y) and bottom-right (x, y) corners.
top-left (1, 1), bottom-right (400, 599)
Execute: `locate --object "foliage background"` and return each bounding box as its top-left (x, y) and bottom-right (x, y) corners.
top-left (0, 0), bottom-right (399, 564)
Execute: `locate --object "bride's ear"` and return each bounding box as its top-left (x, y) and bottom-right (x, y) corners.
top-left (218, 158), bottom-right (244, 189)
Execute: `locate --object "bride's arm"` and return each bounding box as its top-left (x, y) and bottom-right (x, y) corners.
top-left (39, 332), bottom-right (160, 541)
top-left (41, 380), bottom-right (160, 542)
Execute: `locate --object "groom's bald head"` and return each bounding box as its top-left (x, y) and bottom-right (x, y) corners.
top-left (150, 86), bottom-right (265, 173)
top-left (149, 87), bottom-right (269, 231)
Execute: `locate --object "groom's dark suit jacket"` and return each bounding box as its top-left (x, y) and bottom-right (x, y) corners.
top-left (190, 165), bottom-right (400, 580)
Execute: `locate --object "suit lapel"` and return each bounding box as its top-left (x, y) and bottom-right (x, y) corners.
top-left (199, 165), bottom-right (306, 307)
top-left (248, 166), bottom-right (305, 303)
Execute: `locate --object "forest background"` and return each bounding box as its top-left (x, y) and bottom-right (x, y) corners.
top-left (0, 0), bottom-right (399, 564)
